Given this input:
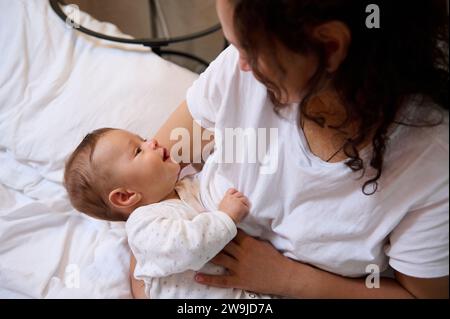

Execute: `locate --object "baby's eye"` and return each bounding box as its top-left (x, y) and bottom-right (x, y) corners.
top-left (135, 147), bottom-right (142, 156)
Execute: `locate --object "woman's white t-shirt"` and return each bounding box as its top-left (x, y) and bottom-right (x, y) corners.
top-left (186, 45), bottom-right (449, 278)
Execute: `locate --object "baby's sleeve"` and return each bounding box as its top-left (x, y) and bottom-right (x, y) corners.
top-left (125, 204), bottom-right (237, 279)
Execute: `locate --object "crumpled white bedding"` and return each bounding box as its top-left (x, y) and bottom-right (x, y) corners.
top-left (0, 0), bottom-right (198, 298)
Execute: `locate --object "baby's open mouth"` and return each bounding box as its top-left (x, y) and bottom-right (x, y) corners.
top-left (163, 147), bottom-right (170, 162)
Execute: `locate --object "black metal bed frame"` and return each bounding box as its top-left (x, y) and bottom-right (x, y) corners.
top-left (49, 0), bottom-right (226, 68)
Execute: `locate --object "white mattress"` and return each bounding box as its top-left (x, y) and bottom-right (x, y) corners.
top-left (0, 0), bottom-right (198, 298)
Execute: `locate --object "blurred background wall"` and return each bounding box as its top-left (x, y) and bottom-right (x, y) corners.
top-left (65, 0), bottom-right (449, 73)
top-left (68, 0), bottom-right (224, 73)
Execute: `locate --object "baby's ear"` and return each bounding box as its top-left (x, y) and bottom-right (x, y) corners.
top-left (109, 188), bottom-right (141, 209)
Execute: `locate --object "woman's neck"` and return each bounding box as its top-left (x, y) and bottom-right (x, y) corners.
top-left (307, 91), bottom-right (354, 129)
top-left (300, 91), bottom-right (376, 163)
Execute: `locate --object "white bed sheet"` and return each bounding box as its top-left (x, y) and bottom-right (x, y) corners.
top-left (0, 0), bottom-right (198, 298)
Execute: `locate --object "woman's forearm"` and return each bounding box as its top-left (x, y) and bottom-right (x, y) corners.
top-left (195, 231), bottom-right (439, 298)
top-left (281, 259), bottom-right (414, 299)
top-left (154, 100), bottom-right (214, 168)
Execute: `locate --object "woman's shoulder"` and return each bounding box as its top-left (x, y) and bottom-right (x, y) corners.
top-left (382, 96), bottom-right (448, 198)
top-left (199, 45), bottom-right (265, 91)
top-left (204, 45), bottom-right (240, 81)
top-left (186, 45), bottom-right (269, 126)
top-left (392, 96), bottom-right (448, 153)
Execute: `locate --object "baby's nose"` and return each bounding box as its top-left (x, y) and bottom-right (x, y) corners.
top-left (147, 139), bottom-right (159, 149)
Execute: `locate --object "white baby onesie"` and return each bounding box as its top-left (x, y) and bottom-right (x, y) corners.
top-left (126, 175), bottom-right (268, 299)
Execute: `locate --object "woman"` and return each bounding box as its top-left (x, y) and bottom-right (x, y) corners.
top-left (150, 0), bottom-right (449, 298)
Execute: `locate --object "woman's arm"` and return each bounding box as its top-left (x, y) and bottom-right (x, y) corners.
top-left (130, 253), bottom-right (147, 299)
top-left (194, 231), bottom-right (449, 299)
top-left (281, 263), bottom-right (448, 299)
top-left (154, 100), bottom-right (214, 169)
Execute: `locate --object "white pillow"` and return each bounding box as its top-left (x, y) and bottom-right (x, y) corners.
top-left (0, 0), bottom-right (198, 184)
top-left (0, 0), bottom-right (200, 299)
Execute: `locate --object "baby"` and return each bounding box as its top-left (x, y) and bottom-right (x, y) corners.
top-left (64, 127), bottom-right (265, 299)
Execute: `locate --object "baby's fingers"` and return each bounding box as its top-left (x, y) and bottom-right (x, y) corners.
top-left (226, 188), bottom-right (238, 195)
top-left (234, 191), bottom-right (244, 198)
top-left (240, 197), bottom-right (251, 208)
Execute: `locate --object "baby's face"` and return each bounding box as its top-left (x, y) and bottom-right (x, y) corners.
top-left (93, 129), bottom-right (181, 205)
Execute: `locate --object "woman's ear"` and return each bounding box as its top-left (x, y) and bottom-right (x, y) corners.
top-left (109, 188), bottom-right (142, 209)
top-left (312, 21), bottom-right (351, 73)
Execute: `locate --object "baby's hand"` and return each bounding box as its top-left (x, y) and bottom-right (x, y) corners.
top-left (219, 188), bottom-right (250, 224)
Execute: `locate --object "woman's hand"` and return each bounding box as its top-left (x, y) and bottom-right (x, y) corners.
top-left (194, 230), bottom-right (443, 298)
top-left (194, 230), bottom-right (297, 296)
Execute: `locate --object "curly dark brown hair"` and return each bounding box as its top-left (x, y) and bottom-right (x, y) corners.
top-left (230, 0), bottom-right (449, 194)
